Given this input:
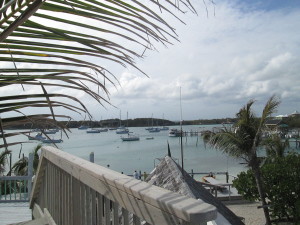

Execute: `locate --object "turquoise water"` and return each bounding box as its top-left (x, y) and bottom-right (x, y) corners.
top-left (4, 125), bottom-right (247, 177)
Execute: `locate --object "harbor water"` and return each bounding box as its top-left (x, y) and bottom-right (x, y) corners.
top-left (4, 125), bottom-right (249, 179)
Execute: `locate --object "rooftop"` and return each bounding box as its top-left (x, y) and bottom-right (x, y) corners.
top-left (146, 156), bottom-right (244, 225)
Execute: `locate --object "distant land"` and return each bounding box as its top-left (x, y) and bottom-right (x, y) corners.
top-left (6, 114), bottom-right (300, 130)
top-left (5, 118), bottom-right (237, 130)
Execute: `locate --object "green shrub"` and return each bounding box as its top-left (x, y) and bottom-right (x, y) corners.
top-left (233, 153), bottom-right (300, 223)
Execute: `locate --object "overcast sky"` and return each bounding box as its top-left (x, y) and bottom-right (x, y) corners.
top-left (3, 0), bottom-right (300, 122)
top-left (86, 0), bottom-right (299, 121)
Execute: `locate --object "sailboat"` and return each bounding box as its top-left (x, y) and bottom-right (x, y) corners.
top-left (147, 114), bottom-right (160, 133)
top-left (116, 110), bottom-right (129, 134)
top-left (116, 126), bottom-right (129, 134)
top-left (78, 116), bottom-right (90, 129)
top-left (160, 113), bottom-right (169, 131)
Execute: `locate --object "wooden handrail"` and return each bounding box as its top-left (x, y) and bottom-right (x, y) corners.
top-left (30, 146), bottom-right (217, 225)
top-left (0, 175), bottom-right (31, 181)
top-left (0, 153), bottom-right (33, 203)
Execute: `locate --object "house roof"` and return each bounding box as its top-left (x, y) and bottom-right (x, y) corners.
top-left (145, 156), bottom-right (244, 225)
top-left (290, 110), bottom-right (300, 116)
top-left (275, 114), bottom-right (288, 118)
top-left (265, 119), bottom-right (283, 125)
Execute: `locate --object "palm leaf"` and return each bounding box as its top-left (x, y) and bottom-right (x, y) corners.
top-left (0, 149), bottom-right (11, 174)
top-left (1, 0), bottom-right (197, 150)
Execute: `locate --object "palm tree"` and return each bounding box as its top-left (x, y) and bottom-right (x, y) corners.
top-left (203, 95), bottom-right (280, 225)
top-left (12, 144), bottom-right (42, 175)
top-left (0, 1), bottom-right (197, 148)
top-left (0, 149), bottom-right (11, 175)
top-left (262, 134), bottom-right (289, 162)
top-left (32, 144), bottom-right (42, 173)
top-left (12, 155), bottom-right (28, 176)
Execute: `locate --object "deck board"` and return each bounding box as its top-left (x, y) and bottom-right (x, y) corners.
top-left (0, 202), bottom-right (31, 225)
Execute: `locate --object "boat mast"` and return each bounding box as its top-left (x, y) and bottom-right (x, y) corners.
top-left (151, 113), bottom-right (153, 128)
top-left (180, 86), bottom-right (184, 173)
top-left (119, 110), bottom-right (121, 127)
top-left (126, 111), bottom-right (128, 128)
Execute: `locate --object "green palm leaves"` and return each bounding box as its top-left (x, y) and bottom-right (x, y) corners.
top-left (0, 0), bottom-right (196, 149)
top-left (203, 95), bottom-right (280, 163)
top-left (203, 96), bottom-right (280, 225)
top-left (0, 149), bottom-right (11, 174)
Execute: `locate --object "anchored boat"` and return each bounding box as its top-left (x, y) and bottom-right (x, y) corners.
top-left (42, 139), bottom-right (63, 143)
top-left (121, 134), bottom-right (139, 141)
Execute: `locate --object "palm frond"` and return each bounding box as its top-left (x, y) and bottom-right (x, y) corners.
top-left (0, 149), bottom-right (11, 174)
top-left (262, 134), bottom-right (289, 159)
top-left (210, 130), bottom-right (251, 159)
top-left (12, 155), bottom-right (28, 176)
top-left (205, 96), bottom-right (281, 165)
top-left (32, 143), bottom-right (41, 173)
top-left (260, 95), bottom-right (281, 127)
top-left (0, 0), bottom-right (197, 150)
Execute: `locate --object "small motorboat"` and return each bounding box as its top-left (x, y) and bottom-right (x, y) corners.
top-left (202, 173), bottom-right (216, 182)
top-left (86, 129), bottom-right (101, 133)
top-left (148, 127), bottom-right (160, 133)
top-left (121, 134), bottom-right (139, 141)
top-left (169, 129), bottom-right (182, 137)
top-left (99, 128), bottom-right (108, 132)
top-left (78, 125), bottom-right (89, 130)
top-left (28, 133), bottom-right (46, 141)
top-left (44, 129), bottom-right (57, 134)
top-left (202, 173), bottom-right (227, 192)
top-left (42, 139), bottom-right (63, 143)
top-left (146, 137), bottom-right (154, 140)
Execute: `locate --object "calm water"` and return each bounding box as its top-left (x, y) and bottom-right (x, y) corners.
top-left (5, 125), bottom-right (247, 177)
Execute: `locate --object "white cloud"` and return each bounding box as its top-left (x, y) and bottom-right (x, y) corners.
top-left (100, 0), bottom-right (300, 120)
top-left (3, 0), bottom-right (300, 120)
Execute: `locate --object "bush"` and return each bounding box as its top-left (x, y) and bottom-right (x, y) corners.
top-left (233, 153), bottom-right (300, 223)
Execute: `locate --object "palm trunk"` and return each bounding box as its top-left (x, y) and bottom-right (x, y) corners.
top-left (251, 159), bottom-right (271, 225)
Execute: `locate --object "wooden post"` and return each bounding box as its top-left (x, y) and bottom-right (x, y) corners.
top-left (27, 153), bottom-right (34, 198)
top-left (89, 152), bottom-right (94, 163)
top-left (122, 208), bottom-right (129, 225)
top-left (72, 178), bottom-right (81, 225)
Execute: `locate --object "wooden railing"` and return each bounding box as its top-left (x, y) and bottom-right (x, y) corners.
top-left (30, 146), bottom-right (217, 225)
top-left (0, 153), bottom-right (33, 203)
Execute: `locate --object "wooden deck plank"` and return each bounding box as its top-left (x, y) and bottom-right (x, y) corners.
top-left (8, 217), bottom-right (46, 225)
top-left (0, 202), bottom-right (31, 225)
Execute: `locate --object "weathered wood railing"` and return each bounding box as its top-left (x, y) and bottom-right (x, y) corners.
top-left (0, 153), bottom-right (33, 202)
top-left (30, 146), bottom-right (217, 225)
